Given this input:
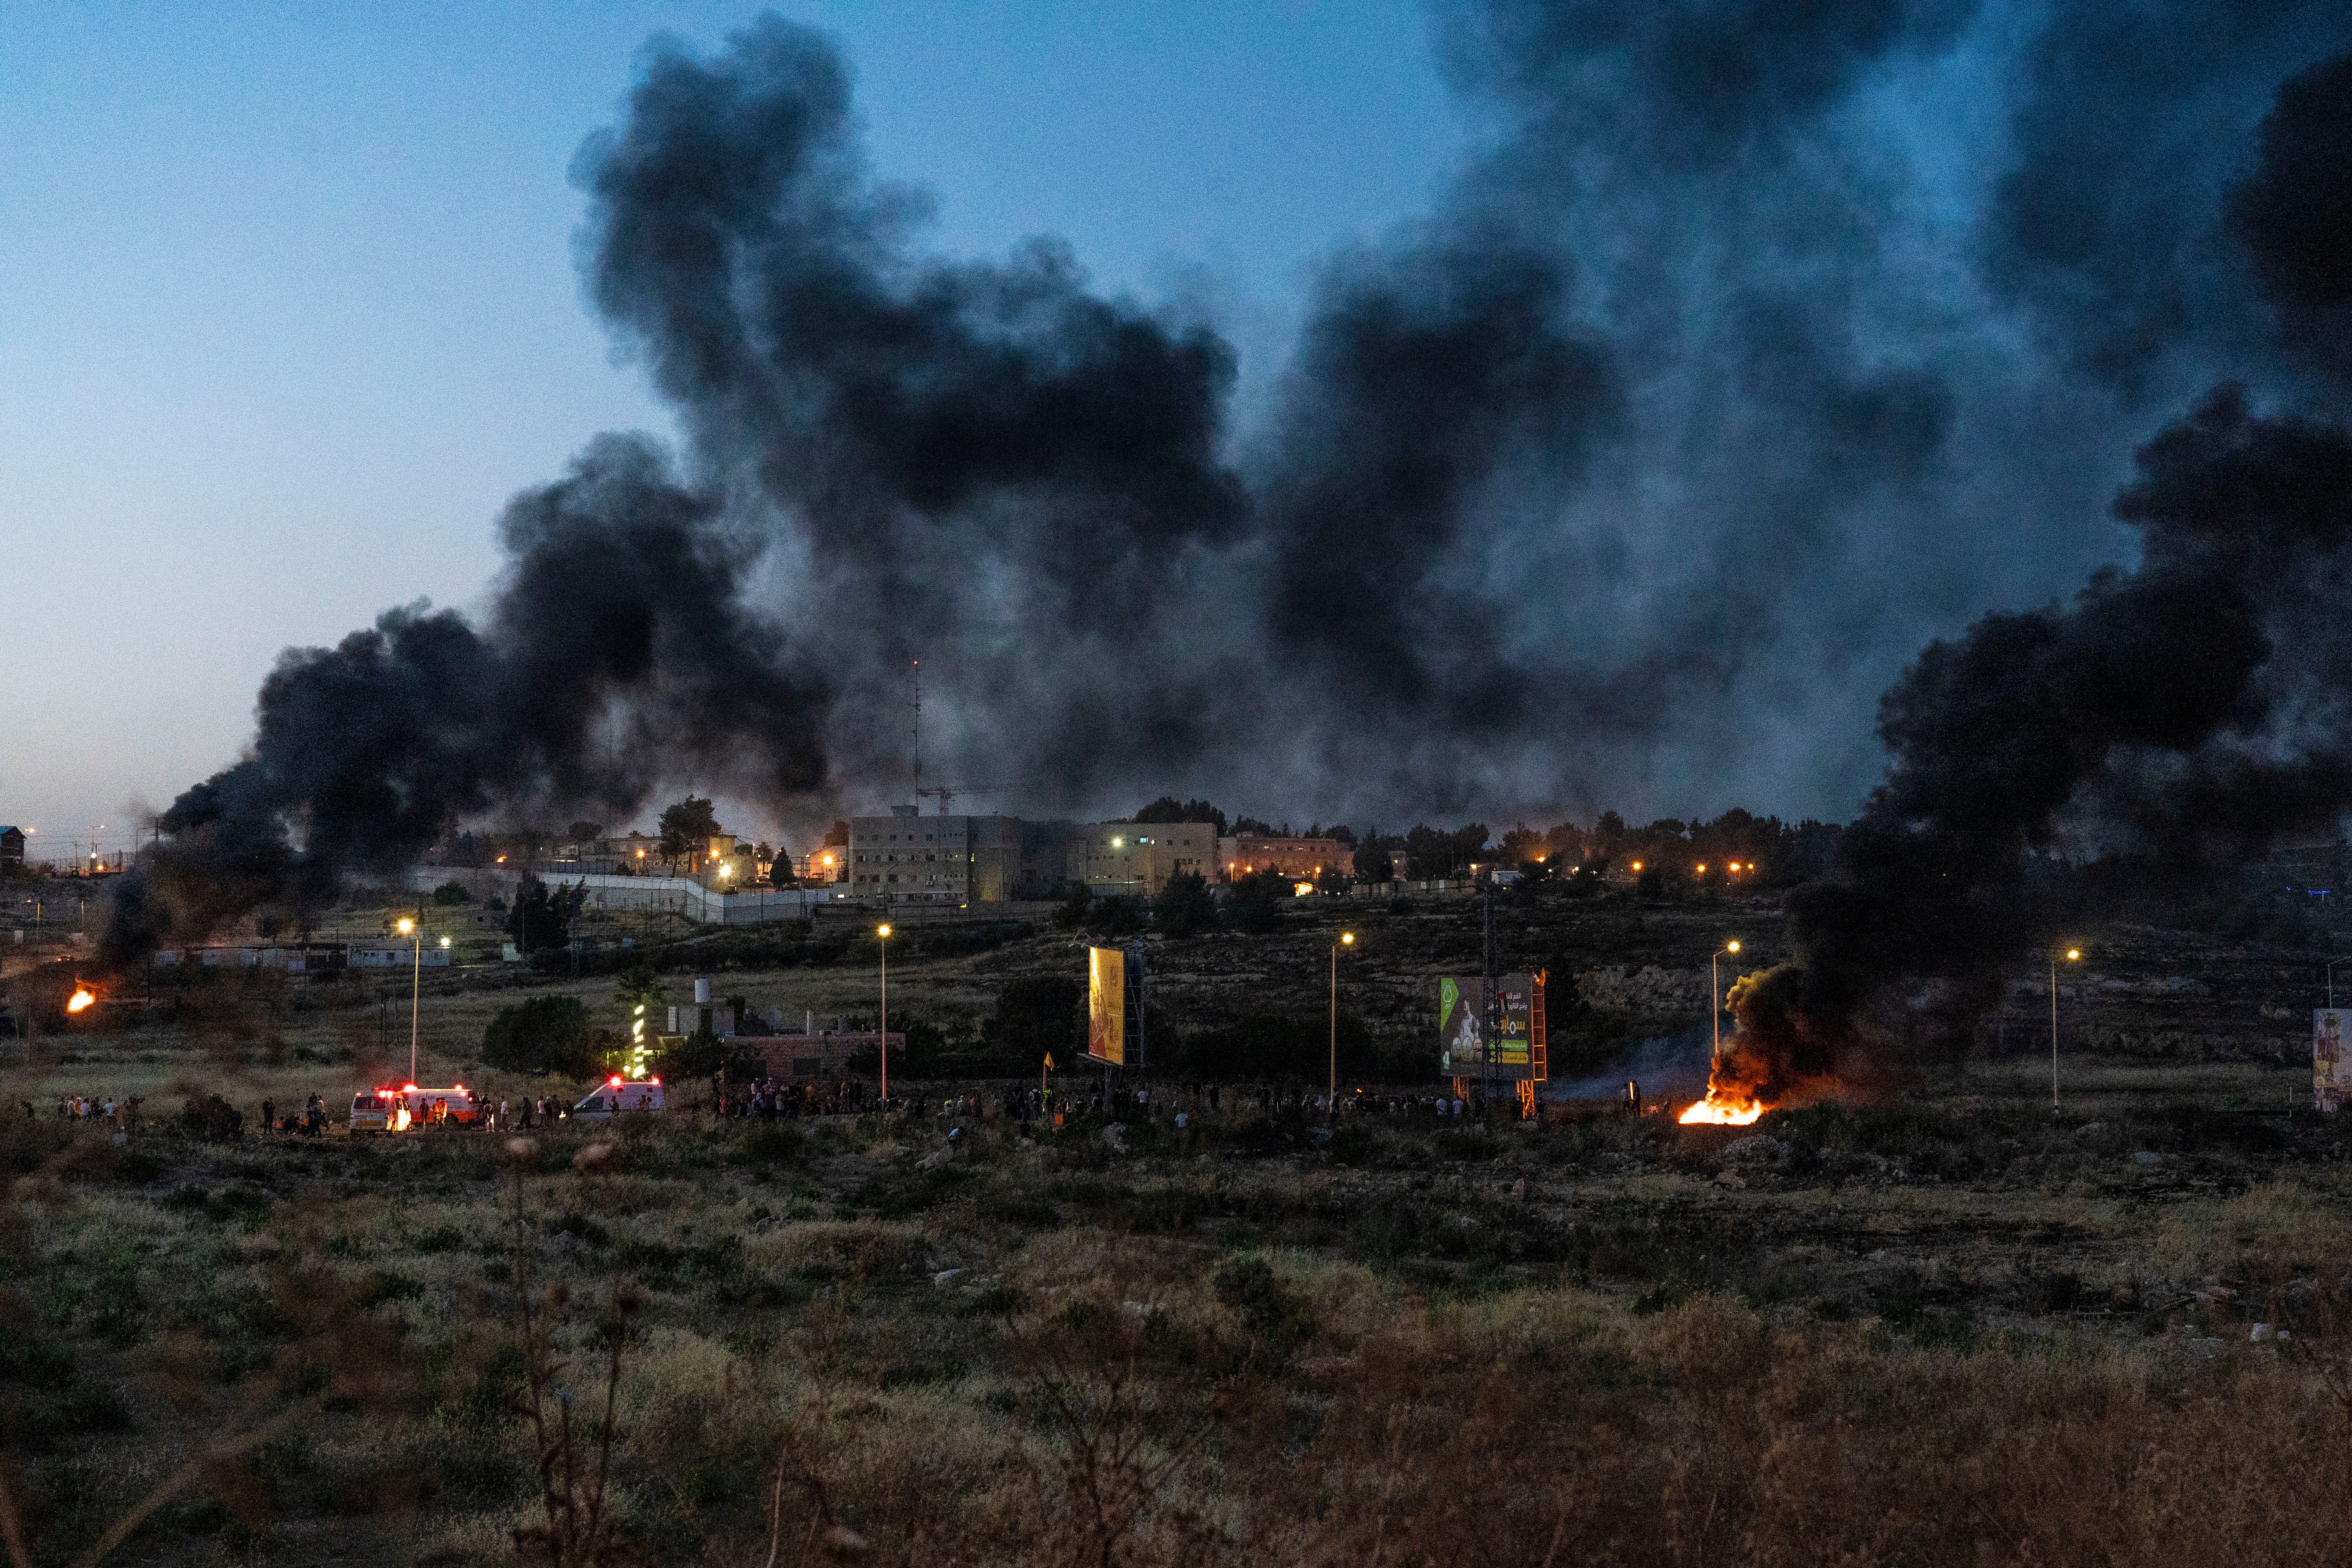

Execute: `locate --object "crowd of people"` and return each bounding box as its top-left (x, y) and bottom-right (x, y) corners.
top-left (30, 1076), bottom-right (1538, 1141)
top-left (712, 1079), bottom-right (871, 1120)
top-left (258, 1094), bottom-right (328, 1136)
top-left (711, 1078), bottom-right (1531, 1129)
top-left (45, 1093), bottom-right (140, 1125)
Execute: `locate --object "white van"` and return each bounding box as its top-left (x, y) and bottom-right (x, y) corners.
top-left (350, 1084), bottom-right (478, 1133)
top-left (572, 1078), bottom-right (665, 1122)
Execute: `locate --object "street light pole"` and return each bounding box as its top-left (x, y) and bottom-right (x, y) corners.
top-left (2051, 944), bottom-right (2081, 1109)
top-left (1711, 940), bottom-right (1742, 1060)
top-left (877, 923), bottom-right (892, 1109)
top-left (397, 916), bottom-right (420, 1083)
top-left (1330, 932), bottom-right (1354, 1114)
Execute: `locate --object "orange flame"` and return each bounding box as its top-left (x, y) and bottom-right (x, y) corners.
top-left (67, 987), bottom-right (96, 1014)
top-left (1679, 1094), bottom-right (1763, 1125)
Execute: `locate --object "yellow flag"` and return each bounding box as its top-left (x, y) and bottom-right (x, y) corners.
top-left (1044, 1053), bottom-right (1055, 1070)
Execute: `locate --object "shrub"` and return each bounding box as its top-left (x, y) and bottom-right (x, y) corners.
top-left (177, 1093), bottom-right (243, 1141)
top-left (431, 881), bottom-right (472, 907)
top-left (481, 996), bottom-right (597, 1076)
top-left (1153, 871), bottom-right (1216, 937)
top-left (1212, 1257), bottom-right (1314, 1357)
top-left (1226, 869), bottom-right (1289, 933)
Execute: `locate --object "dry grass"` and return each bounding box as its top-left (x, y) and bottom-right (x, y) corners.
top-left (11, 1031), bottom-right (2352, 1564)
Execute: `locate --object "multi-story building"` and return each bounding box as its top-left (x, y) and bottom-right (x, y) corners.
top-left (1218, 835), bottom-right (1352, 881)
top-left (843, 811), bottom-right (1218, 904)
top-left (1073, 820), bottom-right (1219, 897)
top-left (845, 811), bottom-right (1074, 905)
top-left (847, 807), bottom-right (971, 905)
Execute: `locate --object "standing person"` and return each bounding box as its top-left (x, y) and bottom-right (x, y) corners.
top-left (261, 1097), bottom-right (276, 1138)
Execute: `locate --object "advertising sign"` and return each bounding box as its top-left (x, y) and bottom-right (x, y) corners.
top-left (1088, 947), bottom-right (1126, 1066)
top-left (2317, 1009), bottom-right (2351, 1112)
top-left (1439, 973), bottom-right (1541, 1080)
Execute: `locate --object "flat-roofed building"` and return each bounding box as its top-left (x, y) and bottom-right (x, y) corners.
top-left (1219, 835), bottom-right (1350, 881)
top-left (1076, 820), bottom-right (1218, 897)
top-left (847, 806), bottom-right (973, 906)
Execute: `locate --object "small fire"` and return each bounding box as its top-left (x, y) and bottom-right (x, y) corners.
top-left (1679, 1094), bottom-right (1763, 1125)
top-left (67, 987), bottom-right (96, 1014)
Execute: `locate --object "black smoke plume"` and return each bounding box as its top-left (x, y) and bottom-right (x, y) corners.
top-left (1711, 386), bottom-right (2352, 1105)
top-left (102, 437), bottom-right (822, 964)
top-left (114, 12), bottom-right (2352, 962)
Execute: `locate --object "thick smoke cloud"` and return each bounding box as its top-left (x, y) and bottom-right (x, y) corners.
top-left (1985, 2), bottom-right (2350, 397)
top-left (1714, 387), bottom-right (2352, 1104)
top-left (577, 20), bottom-right (1251, 804)
top-left (1261, 233), bottom-right (1617, 735)
top-left (113, 8), bottom-right (2352, 965)
top-left (2228, 51), bottom-right (2352, 385)
top-left (103, 437), bottom-right (822, 962)
top-left (1700, 36), bottom-right (2352, 1101)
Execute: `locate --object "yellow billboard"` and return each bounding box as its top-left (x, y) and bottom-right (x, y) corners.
top-left (1088, 946), bottom-right (1125, 1065)
top-left (2318, 1009), bottom-right (2350, 1112)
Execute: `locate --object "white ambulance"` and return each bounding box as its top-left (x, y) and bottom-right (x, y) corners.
top-left (572, 1076), bottom-right (665, 1122)
top-left (349, 1083), bottom-right (479, 1133)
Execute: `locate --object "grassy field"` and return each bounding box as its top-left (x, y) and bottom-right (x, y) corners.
top-left (9, 882), bottom-right (2352, 1564)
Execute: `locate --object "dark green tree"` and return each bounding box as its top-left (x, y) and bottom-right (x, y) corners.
top-left (1132, 796), bottom-right (1229, 835)
top-left (507, 877), bottom-right (584, 954)
top-left (657, 1023), bottom-right (729, 1083)
top-left (1226, 869), bottom-right (1289, 933)
top-left (1353, 841), bottom-right (1395, 882)
top-left (1153, 871), bottom-right (1215, 937)
top-left (657, 795), bottom-right (723, 869)
top-left (1053, 882), bottom-right (1094, 930)
top-left (481, 996), bottom-right (599, 1076)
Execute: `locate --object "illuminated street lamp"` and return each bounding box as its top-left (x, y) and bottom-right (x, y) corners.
top-left (1711, 940), bottom-right (1742, 1059)
top-left (396, 916), bottom-right (420, 1083)
top-left (2051, 944), bottom-right (2082, 1109)
top-left (877, 924), bottom-right (893, 1106)
top-left (1330, 932), bottom-right (1355, 1112)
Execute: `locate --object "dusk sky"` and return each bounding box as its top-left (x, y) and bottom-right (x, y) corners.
top-left (6, 1), bottom-right (2347, 857)
top-left (3, 2), bottom-right (1463, 852)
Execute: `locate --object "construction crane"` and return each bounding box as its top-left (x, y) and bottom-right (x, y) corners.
top-left (916, 785), bottom-right (989, 816)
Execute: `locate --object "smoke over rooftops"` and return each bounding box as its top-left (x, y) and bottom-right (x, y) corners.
top-left (105, 9), bottom-right (2352, 974)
